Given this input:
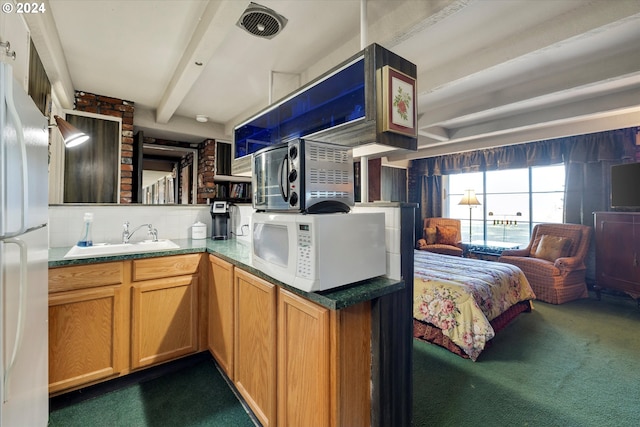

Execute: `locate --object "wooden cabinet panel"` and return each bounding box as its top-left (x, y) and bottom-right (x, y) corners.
top-left (49, 254), bottom-right (204, 394)
top-left (234, 268), bottom-right (277, 427)
top-left (49, 286), bottom-right (124, 394)
top-left (330, 301), bottom-right (372, 427)
top-left (131, 275), bottom-right (199, 369)
top-left (132, 253), bottom-right (200, 281)
top-left (277, 288), bottom-right (330, 427)
top-left (595, 212), bottom-right (640, 299)
top-left (208, 255), bottom-right (234, 378)
top-left (49, 262), bottom-right (124, 293)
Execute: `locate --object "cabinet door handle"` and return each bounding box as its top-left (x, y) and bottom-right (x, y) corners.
top-left (634, 253), bottom-right (638, 267)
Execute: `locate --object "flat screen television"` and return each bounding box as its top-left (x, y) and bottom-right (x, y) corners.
top-left (611, 162), bottom-right (640, 209)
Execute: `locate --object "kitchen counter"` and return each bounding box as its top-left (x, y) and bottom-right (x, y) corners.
top-left (49, 238), bottom-right (404, 310)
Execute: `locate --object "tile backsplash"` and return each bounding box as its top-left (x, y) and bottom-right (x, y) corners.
top-left (48, 204), bottom-right (254, 248)
top-left (352, 205), bottom-right (402, 280)
top-left (49, 204), bottom-right (402, 280)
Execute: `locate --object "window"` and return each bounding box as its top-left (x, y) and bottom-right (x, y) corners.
top-left (446, 164), bottom-right (565, 245)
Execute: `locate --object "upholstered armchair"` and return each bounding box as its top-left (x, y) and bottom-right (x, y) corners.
top-left (416, 218), bottom-right (464, 257)
top-left (498, 223), bottom-right (592, 304)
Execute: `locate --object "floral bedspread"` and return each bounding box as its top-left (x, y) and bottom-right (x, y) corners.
top-left (414, 250), bottom-right (536, 361)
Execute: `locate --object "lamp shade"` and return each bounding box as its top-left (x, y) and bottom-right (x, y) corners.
top-left (458, 189), bottom-right (481, 206)
top-left (54, 115), bottom-right (90, 147)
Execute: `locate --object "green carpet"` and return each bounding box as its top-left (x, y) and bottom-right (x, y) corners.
top-left (48, 356), bottom-right (254, 427)
top-left (49, 292), bottom-right (640, 427)
top-left (413, 291), bottom-right (640, 427)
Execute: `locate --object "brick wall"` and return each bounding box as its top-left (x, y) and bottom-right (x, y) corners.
top-left (198, 139), bottom-right (217, 204)
top-left (74, 91), bottom-right (135, 203)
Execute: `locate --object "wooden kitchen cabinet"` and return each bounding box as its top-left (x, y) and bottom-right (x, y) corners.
top-left (234, 268), bottom-right (277, 427)
top-left (207, 255), bottom-right (235, 378)
top-left (130, 254), bottom-right (200, 369)
top-left (594, 212), bottom-right (640, 300)
top-left (219, 267), bottom-right (371, 427)
top-left (277, 288), bottom-right (330, 427)
top-left (48, 262), bottom-right (127, 394)
top-left (49, 253), bottom-right (202, 395)
top-left (278, 288), bottom-right (371, 427)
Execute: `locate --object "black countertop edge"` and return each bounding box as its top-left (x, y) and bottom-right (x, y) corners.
top-left (355, 202), bottom-right (418, 208)
top-left (49, 239), bottom-right (404, 311)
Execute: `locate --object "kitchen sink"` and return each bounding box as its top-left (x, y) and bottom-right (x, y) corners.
top-left (63, 239), bottom-right (180, 259)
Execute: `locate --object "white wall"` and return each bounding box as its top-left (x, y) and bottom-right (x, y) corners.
top-left (49, 203), bottom-right (255, 248)
top-left (49, 203), bottom-right (402, 280)
top-left (48, 204), bottom-right (211, 247)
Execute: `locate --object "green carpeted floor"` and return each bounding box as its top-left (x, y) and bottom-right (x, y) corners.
top-left (413, 291), bottom-right (640, 427)
top-left (48, 356), bottom-right (255, 427)
top-left (49, 291), bottom-right (640, 427)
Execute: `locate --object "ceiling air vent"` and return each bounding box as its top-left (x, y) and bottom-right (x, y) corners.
top-left (236, 2), bottom-right (287, 39)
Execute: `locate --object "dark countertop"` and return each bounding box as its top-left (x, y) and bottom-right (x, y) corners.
top-left (49, 238), bottom-right (404, 310)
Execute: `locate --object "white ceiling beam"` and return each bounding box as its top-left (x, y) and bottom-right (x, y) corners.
top-left (430, 72), bottom-right (640, 131)
top-left (420, 44), bottom-right (640, 128)
top-left (416, 2), bottom-right (640, 96)
top-left (444, 86), bottom-right (640, 143)
top-left (392, 108), bottom-right (640, 162)
top-left (155, 0), bottom-right (248, 124)
top-left (391, 88), bottom-right (640, 162)
top-left (419, 126), bottom-right (450, 141)
top-left (136, 107), bottom-right (226, 143)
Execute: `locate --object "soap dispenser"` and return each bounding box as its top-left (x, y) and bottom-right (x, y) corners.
top-left (77, 213), bottom-right (94, 247)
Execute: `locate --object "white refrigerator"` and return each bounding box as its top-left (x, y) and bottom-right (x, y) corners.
top-left (0, 61), bottom-right (49, 426)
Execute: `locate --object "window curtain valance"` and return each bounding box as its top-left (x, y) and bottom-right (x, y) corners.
top-left (409, 127), bottom-right (638, 240)
top-left (564, 128), bottom-right (637, 164)
top-left (410, 127), bottom-right (636, 177)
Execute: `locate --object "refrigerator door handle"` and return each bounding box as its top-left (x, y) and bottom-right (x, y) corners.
top-left (0, 63), bottom-right (29, 239)
top-left (1, 238), bottom-right (28, 403)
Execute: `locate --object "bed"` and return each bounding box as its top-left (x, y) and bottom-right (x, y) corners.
top-left (413, 250), bottom-right (536, 361)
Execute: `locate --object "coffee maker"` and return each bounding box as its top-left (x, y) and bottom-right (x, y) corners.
top-left (210, 201), bottom-right (230, 240)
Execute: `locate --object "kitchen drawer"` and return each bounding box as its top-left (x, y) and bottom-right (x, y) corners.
top-left (49, 262), bottom-right (125, 293)
top-left (132, 253), bottom-right (200, 281)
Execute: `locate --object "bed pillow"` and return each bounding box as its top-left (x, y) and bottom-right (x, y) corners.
top-left (533, 235), bottom-right (571, 262)
top-left (436, 225), bottom-right (458, 245)
top-left (424, 227), bottom-right (437, 244)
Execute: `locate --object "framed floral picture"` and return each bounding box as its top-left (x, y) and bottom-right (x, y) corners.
top-left (381, 65), bottom-right (417, 137)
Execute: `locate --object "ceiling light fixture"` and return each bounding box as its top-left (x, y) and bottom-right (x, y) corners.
top-left (196, 115), bottom-right (209, 123)
top-left (49, 115), bottom-right (90, 148)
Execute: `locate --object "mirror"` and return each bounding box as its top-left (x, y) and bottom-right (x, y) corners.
top-left (63, 113), bottom-right (121, 203)
top-left (49, 110), bottom-right (122, 204)
top-left (49, 111), bottom-right (205, 205)
top-left (140, 144), bottom-right (198, 205)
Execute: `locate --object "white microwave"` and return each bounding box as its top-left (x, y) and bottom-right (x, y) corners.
top-left (251, 212), bottom-right (386, 292)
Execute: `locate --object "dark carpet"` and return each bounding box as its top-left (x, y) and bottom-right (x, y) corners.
top-left (413, 291), bottom-right (640, 427)
top-left (48, 354), bottom-right (254, 427)
top-left (48, 291), bottom-right (640, 427)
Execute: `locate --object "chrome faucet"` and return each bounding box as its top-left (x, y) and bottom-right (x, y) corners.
top-left (122, 222), bottom-right (158, 243)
